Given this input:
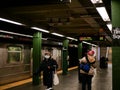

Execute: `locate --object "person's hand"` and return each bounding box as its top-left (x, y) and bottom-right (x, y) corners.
top-left (48, 66), bottom-right (50, 69)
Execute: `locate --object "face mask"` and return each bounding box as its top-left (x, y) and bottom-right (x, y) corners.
top-left (45, 55), bottom-right (50, 59)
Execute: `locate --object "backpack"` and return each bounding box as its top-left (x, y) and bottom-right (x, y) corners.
top-left (80, 56), bottom-right (90, 73)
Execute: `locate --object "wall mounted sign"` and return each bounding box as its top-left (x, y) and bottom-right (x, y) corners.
top-left (79, 36), bottom-right (105, 41)
top-left (112, 27), bottom-right (120, 46)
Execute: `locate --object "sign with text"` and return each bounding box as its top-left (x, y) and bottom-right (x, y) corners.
top-left (112, 27), bottom-right (120, 46)
top-left (79, 36), bottom-right (105, 41)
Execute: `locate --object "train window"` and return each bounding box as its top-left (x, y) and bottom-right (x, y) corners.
top-left (7, 46), bottom-right (22, 64)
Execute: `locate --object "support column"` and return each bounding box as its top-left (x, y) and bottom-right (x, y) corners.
top-left (32, 32), bottom-right (42, 85)
top-left (112, 0), bottom-right (120, 90)
top-left (62, 39), bottom-right (69, 75)
top-left (78, 42), bottom-right (82, 82)
top-left (78, 42), bottom-right (82, 59)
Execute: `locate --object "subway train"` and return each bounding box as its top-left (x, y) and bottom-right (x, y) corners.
top-left (0, 34), bottom-right (79, 85)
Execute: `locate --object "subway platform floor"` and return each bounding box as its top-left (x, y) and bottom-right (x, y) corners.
top-left (3, 64), bottom-right (112, 90)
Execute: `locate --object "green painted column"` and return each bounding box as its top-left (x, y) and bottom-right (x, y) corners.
top-left (112, 47), bottom-right (120, 90)
top-left (32, 32), bottom-right (42, 85)
top-left (78, 42), bottom-right (82, 59)
top-left (78, 42), bottom-right (82, 82)
top-left (62, 39), bottom-right (69, 75)
top-left (112, 0), bottom-right (120, 27)
top-left (112, 0), bottom-right (120, 90)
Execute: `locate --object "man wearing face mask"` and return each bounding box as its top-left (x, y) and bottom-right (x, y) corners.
top-left (35, 52), bottom-right (58, 90)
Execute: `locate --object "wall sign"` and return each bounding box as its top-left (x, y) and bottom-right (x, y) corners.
top-left (79, 36), bottom-right (104, 41)
top-left (112, 27), bottom-right (120, 46)
top-left (113, 27), bottom-right (120, 39)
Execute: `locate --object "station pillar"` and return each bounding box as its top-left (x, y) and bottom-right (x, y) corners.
top-left (62, 39), bottom-right (69, 75)
top-left (78, 42), bottom-right (82, 61)
top-left (78, 42), bottom-right (82, 82)
top-left (32, 32), bottom-right (42, 85)
top-left (112, 0), bottom-right (120, 90)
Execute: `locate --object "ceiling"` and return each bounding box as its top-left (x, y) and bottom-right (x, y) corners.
top-left (0, 0), bottom-right (112, 46)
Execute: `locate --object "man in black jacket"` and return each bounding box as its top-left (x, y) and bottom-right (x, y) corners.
top-left (35, 52), bottom-right (58, 90)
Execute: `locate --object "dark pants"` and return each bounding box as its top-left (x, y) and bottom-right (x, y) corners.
top-left (43, 71), bottom-right (53, 88)
top-left (47, 84), bottom-right (52, 88)
top-left (81, 74), bottom-right (93, 90)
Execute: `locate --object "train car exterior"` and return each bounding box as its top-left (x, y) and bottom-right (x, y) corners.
top-left (0, 34), bottom-right (81, 85)
top-left (0, 42), bottom-right (62, 85)
top-left (0, 43), bottom-right (32, 85)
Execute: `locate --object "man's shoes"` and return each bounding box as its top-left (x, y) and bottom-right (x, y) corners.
top-left (49, 87), bottom-right (53, 90)
top-left (45, 87), bottom-right (53, 90)
top-left (45, 89), bottom-right (49, 90)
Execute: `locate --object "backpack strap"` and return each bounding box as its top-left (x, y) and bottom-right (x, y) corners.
top-left (86, 55), bottom-right (96, 64)
top-left (85, 55), bottom-right (90, 63)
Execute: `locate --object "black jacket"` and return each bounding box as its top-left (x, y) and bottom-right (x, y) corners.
top-left (36, 57), bottom-right (58, 86)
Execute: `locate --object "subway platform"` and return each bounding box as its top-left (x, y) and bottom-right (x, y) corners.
top-left (1, 64), bottom-right (112, 90)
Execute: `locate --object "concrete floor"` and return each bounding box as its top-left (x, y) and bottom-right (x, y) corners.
top-left (6, 64), bottom-right (112, 90)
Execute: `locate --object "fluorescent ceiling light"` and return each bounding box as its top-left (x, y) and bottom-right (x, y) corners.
top-left (0, 30), bottom-right (33, 38)
top-left (107, 24), bottom-right (112, 32)
top-left (0, 30), bottom-right (50, 40)
top-left (0, 17), bottom-right (24, 26)
top-left (42, 38), bottom-right (48, 40)
top-left (58, 42), bottom-right (63, 45)
top-left (82, 41), bottom-right (97, 47)
top-left (91, 0), bottom-right (103, 4)
top-left (67, 37), bottom-right (78, 41)
top-left (60, 0), bottom-right (71, 3)
top-left (31, 27), bottom-right (49, 33)
top-left (51, 33), bottom-right (64, 37)
top-left (96, 7), bottom-right (110, 21)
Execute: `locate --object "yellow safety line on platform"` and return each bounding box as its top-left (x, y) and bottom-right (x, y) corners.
top-left (0, 66), bottom-right (78, 90)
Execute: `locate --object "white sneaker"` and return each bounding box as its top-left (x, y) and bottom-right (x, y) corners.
top-left (45, 88), bottom-right (50, 90)
top-left (49, 87), bottom-right (53, 90)
top-left (45, 87), bottom-right (53, 90)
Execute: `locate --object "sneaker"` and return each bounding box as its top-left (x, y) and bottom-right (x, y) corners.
top-left (49, 87), bottom-right (53, 90)
top-left (45, 88), bottom-right (50, 90)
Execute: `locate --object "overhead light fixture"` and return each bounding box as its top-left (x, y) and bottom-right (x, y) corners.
top-left (31, 27), bottom-right (49, 33)
top-left (96, 7), bottom-right (110, 21)
top-left (42, 38), bottom-right (48, 40)
top-left (82, 41), bottom-right (97, 47)
top-left (66, 37), bottom-right (78, 41)
top-left (58, 42), bottom-right (63, 45)
top-left (60, 0), bottom-right (71, 3)
top-left (0, 29), bottom-right (48, 40)
top-left (0, 30), bottom-right (33, 38)
top-left (51, 33), bottom-right (64, 37)
top-left (107, 23), bottom-right (112, 32)
top-left (91, 0), bottom-right (103, 4)
top-left (0, 17), bottom-right (24, 26)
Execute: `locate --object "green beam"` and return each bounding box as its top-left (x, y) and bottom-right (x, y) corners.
top-left (112, 0), bottom-right (120, 27)
top-left (32, 32), bottom-right (42, 85)
top-left (112, 0), bottom-right (120, 90)
top-left (62, 39), bottom-right (69, 75)
top-left (78, 42), bottom-right (82, 60)
top-left (112, 47), bottom-right (120, 90)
